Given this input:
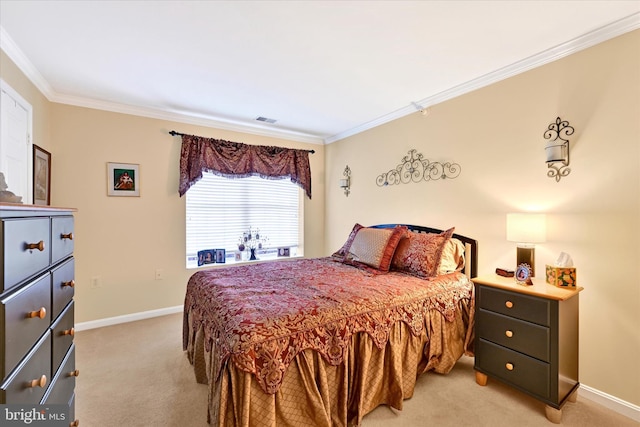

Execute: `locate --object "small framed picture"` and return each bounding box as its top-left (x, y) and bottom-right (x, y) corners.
top-left (33, 144), bottom-right (51, 205)
top-left (215, 249), bottom-right (226, 263)
top-left (515, 263), bottom-right (533, 285)
top-left (278, 247), bottom-right (290, 257)
top-left (197, 249), bottom-right (216, 266)
top-left (234, 251), bottom-right (242, 262)
top-left (107, 162), bottom-right (140, 197)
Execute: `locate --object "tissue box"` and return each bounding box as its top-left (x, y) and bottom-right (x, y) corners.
top-left (545, 265), bottom-right (577, 288)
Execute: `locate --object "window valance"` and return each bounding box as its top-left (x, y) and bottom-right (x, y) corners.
top-left (178, 134), bottom-right (313, 199)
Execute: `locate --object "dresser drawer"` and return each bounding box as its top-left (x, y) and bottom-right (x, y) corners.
top-left (477, 309), bottom-right (550, 362)
top-left (477, 338), bottom-right (550, 400)
top-left (51, 216), bottom-right (74, 265)
top-left (0, 331), bottom-right (51, 404)
top-left (1, 217), bottom-right (51, 293)
top-left (42, 344), bottom-right (76, 406)
top-left (1, 274), bottom-right (51, 380)
top-left (478, 285), bottom-right (550, 326)
top-left (51, 301), bottom-right (74, 371)
top-left (51, 258), bottom-right (75, 320)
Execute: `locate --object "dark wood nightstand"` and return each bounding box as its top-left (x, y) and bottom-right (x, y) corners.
top-left (472, 275), bottom-right (583, 423)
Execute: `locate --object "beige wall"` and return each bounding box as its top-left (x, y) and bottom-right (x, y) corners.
top-left (48, 105), bottom-right (325, 324)
top-left (325, 31), bottom-right (640, 406)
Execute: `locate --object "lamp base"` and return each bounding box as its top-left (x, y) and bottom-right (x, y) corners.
top-left (516, 246), bottom-right (536, 277)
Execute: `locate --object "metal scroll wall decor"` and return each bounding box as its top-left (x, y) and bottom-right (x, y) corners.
top-left (543, 117), bottom-right (574, 182)
top-left (376, 149), bottom-right (461, 187)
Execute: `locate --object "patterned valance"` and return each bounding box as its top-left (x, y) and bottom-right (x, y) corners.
top-left (178, 134), bottom-right (312, 199)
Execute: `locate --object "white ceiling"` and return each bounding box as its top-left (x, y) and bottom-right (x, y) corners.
top-left (1, 1), bottom-right (639, 144)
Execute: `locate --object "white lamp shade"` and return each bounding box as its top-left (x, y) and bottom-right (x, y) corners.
top-left (506, 213), bottom-right (547, 243)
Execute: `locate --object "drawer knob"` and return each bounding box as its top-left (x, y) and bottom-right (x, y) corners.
top-left (61, 232), bottom-right (74, 240)
top-left (28, 374), bottom-right (47, 388)
top-left (63, 327), bottom-right (75, 337)
top-left (63, 280), bottom-right (75, 288)
top-left (505, 330), bottom-right (513, 338)
top-left (26, 240), bottom-right (45, 251)
top-left (69, 369), bottom-right (80, 377)
top-left (505, 300), bottom-right (514, 309)
top-left (70, 420), bottom-right (80, 427)
top-left (505, 363), bottom-right (514, 371)
top-left (27, 307), bottom-right (47, 319)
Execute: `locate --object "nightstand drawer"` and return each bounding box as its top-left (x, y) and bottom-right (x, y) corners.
top-left (477, 309), bottom-right (550, 362)
top-left (477, 338), bottom-right (550, 400)
top-left (478, 286), bottom-right (550, 326)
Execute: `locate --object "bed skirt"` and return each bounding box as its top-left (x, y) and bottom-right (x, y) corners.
top-left (184, 298), bottom-right (474, 427)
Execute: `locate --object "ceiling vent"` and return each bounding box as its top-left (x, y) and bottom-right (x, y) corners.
top-left (255, 116), bottom-right (277, 124)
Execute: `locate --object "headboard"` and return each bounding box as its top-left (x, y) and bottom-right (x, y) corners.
top-left (371, 224), bottom-right (478, 279)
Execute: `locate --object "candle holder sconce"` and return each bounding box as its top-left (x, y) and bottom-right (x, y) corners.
top-left (544, 117), bottom-right (574, 182)
top-left (339, 165), bottom-right (351, 196)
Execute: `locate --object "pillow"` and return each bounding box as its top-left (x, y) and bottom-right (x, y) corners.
top-left (438, 238), bottom-right (466, 275)
top-left (391, 227), bottom-right (455, 278)
top-left (344, 226), bottom-right (407, 271)
top-left (332, 223), bottom-right (364, 258)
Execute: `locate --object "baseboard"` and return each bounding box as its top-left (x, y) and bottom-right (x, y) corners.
top-left (76, 306), bottom-right (640, 423)
top-left (75, 305), bottom-right (183, 332)
top-left (579, 384), bottom-right (640, 422)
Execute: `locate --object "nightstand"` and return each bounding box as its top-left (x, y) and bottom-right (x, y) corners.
top-left (472, 275), bottom-right (583, 423)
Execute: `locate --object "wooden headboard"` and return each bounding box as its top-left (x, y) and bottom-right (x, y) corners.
top-left (371, 224), bottom-right (478, 279)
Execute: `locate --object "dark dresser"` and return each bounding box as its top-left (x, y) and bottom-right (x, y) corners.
top-left (472, 275), bottom-right (582, 424)
top-left (0, 204), bottom-right (78, 427)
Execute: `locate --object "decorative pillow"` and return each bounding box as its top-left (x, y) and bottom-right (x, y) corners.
top-left (438, 238), bottom-right (466, 275)
top-left (331, 223), bottom-right (364, 258)
top-left (344, 226), bottom-right (407, 271)
top-left (391, 227), bottom-right (455, 278)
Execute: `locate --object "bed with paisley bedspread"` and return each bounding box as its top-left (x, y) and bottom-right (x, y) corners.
top-left (183, 224), bottom-right (478, 426)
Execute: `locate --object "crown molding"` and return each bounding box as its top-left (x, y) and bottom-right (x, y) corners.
top-left (325, 13), bottom-right (640, 144)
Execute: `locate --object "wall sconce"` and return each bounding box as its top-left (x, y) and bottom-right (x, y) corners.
top-left (339, 165), bottom-right (351, 197)
top-left (544, 117), bottom-right (574, 182)
top-left (506, 213), bottom-right (547, 276)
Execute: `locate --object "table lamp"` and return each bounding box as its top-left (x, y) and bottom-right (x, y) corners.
top-left (506, 213), bottom-right (546, 276)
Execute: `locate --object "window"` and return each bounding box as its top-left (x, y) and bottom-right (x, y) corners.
top-left (185, 172), bottom-right (302, 268)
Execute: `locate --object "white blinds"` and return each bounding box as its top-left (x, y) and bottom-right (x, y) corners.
top-left (185, 172), bottom-right (301, 267)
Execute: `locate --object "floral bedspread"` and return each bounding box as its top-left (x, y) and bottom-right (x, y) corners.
top-left (183, 257), bottom-right (473, 394)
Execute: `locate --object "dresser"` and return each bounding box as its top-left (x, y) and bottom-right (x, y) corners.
top-left (0, 204), bottom-right (78, 427)
top-left (472, 275), bottom-right (582, 423)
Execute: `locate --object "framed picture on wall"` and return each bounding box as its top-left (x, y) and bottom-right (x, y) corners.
top-left (107, 162), bottom-right (140, 197)
top-left (33, 144), bottom-right (51, 205)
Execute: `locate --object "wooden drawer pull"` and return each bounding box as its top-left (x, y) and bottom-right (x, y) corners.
top-left (505, 363), bottom-right (514, 371)
top-left (28, 375), bottom-right (47, 388)
top-left (61, 232), bottom-right (74, 240)
top-left (505, 300), bottom-right (514, 309)
top-left (505, 330), bottom-right (513, 338)
top-left (70, 420), bottom-right (80, 427)
top-left (63, 280), bottom-right (75, 288)
top-left (26, 240), bottom-right (45, 251)
top-left (68, 369), bottom-right (80, 377)
top-left (63, 327), bottom-right (75, 337)
top-left (27, 307), bottom-right (47, 319)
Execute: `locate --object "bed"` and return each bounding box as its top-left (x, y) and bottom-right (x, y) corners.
top-left (183, 224), bottom-right (478, 426)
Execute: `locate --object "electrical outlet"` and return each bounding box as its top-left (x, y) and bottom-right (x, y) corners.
top-left (155, 269), bottom-right (164, 280)
top-left (91, 276), bottom-right (102, 288)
